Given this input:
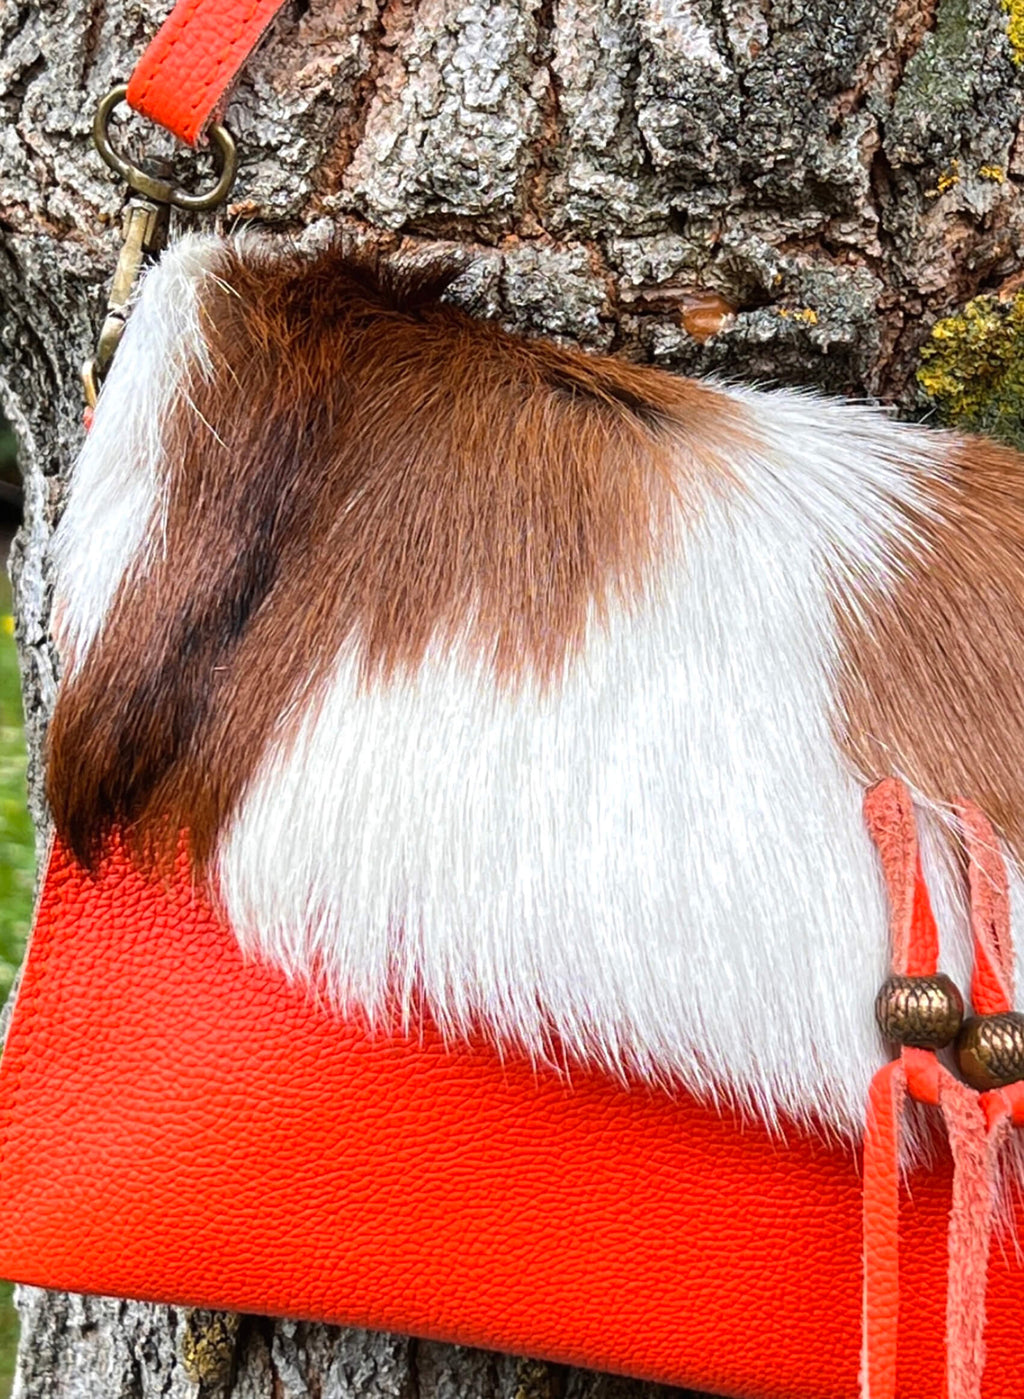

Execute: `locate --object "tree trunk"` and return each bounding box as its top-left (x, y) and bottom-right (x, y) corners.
top-left (1, 0), bottom-right (1022, 1395)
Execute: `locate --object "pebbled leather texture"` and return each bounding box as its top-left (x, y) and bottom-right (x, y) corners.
top-left (1, 845), bottom-right (1023, 1399)
top-left (126, 0), bottom-right (289, 145)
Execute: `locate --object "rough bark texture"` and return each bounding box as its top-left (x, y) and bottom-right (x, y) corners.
top-left (1, 0), bottom-right (1023, 1395)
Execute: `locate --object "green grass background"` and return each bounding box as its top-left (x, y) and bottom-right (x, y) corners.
top-left (0, 574), bottom-right (32, 1001)
top-left (0, 569), bottom-right (30, 1393)
top-left (0, 566), bottom-right (30, 1391)
top-left (0, 420), bottom-right (33, 1394)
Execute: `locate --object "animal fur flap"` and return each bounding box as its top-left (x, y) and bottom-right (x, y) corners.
top-left (48, 234), bottom-right (1024, 1137)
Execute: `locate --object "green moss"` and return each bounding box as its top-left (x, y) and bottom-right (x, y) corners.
top-left (917, 293), bottom-right (1024, 447)
top-left (892, 0), bottom-right (974, 135)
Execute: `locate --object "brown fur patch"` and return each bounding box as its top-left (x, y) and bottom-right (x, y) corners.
top-left (839, 436), bottom-right (1024, 852)
top-left (47, 242), bottom-right (735, 873)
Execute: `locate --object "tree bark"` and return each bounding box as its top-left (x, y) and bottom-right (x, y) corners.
top-left (1, 0), bottom-right (1023, 1394)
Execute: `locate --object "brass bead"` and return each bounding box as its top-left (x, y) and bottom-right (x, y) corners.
top-left (955, 1012), bottom-right (1024, 1092)
top-left (875, 973), bottom-right (964, 1049)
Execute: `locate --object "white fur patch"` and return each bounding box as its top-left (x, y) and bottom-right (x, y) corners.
top-left (50, 236), bottom-right (222, 670)
top-left (216, 386), bottom-right (957, 1135)
top-left (55, 234), bottom-right (990, 1137)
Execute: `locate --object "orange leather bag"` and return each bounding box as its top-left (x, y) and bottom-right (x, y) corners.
top-left (2, 9), bottom-right (1024, 1398)
top-left (1, 822), bottom-right (1021, 1399)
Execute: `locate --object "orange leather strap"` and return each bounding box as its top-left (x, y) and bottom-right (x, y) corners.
top-left (126, 0), bottom-right (290, 146)
top-left (961, 800), bottom-right (1024, 1161)
top-left (863, 1059), bottom-right (904, 1399)
top-left (862, 776), bottom-right (939, 976)
top-left (960, 801), bottom-right (1016, 1018)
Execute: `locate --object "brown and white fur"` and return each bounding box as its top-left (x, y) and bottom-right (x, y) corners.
top-left (47, 234), bottom-right (1024, 1136)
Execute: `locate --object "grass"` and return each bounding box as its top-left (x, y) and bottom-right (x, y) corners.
top-left (0, 571), bottom-right (31, 1005)
top-left (0, 554), bottom-right (32, 1395)
top-left (0, 1284), bottom-right (14, 1399)
top-left (0, 418), bottom-right (31, 1389)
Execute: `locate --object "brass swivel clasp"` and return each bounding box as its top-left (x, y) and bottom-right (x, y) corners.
top-left (82, 190), bottom-right (171, 409)
top-left (83, 84), bottom-right (239, 409)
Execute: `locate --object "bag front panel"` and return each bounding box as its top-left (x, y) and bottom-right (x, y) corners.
top-left (0, 844), bottom-right (982, 1399)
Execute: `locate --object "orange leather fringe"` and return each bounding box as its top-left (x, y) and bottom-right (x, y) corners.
top-left (862, 781), bottom-right (1024, 1399)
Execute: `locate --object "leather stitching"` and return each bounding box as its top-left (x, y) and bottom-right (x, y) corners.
top-left (129, 0), bottom-right (207, 107)
top-left (185, 1), bottom-right (266, 119)
top-left (129, 0), bottom-right (287, 143)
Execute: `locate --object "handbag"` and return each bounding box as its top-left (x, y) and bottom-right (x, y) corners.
top-left (2, 6), bottom-right (1024, 1397)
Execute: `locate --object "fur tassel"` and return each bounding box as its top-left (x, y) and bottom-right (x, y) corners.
top-left (46, 234), bottom-right (1024, 1136)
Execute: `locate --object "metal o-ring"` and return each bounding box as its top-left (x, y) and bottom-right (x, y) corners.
top-left (93, 85), bottom-right (238, 212)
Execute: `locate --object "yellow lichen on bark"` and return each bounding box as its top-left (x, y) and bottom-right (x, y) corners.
top-left (917, 293), bottom-right (1024, 446)
top-left (1005, 0), bottom-right (1024, 64)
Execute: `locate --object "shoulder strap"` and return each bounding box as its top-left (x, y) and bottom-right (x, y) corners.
top-left (126, 0), bottom-right (290, 146)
